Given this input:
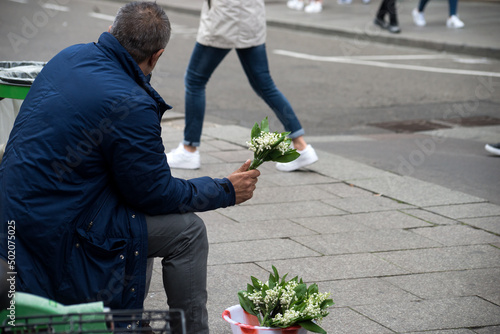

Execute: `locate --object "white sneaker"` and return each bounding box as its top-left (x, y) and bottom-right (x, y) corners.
top-left (412, 8), bottom-right (426, 27)
top-left (305, 1), bottom-right (323, 13)
top-left (485, 143), bottom-right (500, 156)
top-left (287, 0), bottom-right (304, 10)
top-left (276, 145), bottom-right (318, 172)
top-left (447, 15), bottom-right (464, 28)
top-left (166, 143), bottom-right (200, 169)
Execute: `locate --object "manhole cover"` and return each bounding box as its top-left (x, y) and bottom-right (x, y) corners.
top-left (370, 120), bottom-right (451, 133)
top-left (440, 116), bottom-right (500, 127)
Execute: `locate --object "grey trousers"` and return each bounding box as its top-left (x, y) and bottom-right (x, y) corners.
top-left (145, 212), bottom-right (209, 334)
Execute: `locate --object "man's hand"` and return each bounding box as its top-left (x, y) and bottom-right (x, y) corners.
top-left (228, 160), bottom-right (260, 205)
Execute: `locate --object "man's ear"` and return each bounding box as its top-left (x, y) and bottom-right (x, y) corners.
top-left (149, 49), bottom-right (164, 67)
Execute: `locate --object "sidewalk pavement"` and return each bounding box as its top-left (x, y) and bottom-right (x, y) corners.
top-left (145, 1), bottom-right (500, 333)
top-left (158, 0), bottom-right (500, 59)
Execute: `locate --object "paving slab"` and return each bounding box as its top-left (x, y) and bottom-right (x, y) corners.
top-left (242, 184), bottom-right (339, 205)
top-left (354, 296), bottom-right (500, 332)
top-left (318, 278), bottom-right (420, 307)
top-left (292, 229), bottom-right (440, 255)
top-left (345, 210), bottom-right (434, 229)
top-left (220, 201), bottom-right (347, 222)
top-left (383, 268), bottom-right (500, 300)
top-left (322, 194), bottom-right (415, 213)
top-left (461, 216), bottom-right (500, 235)
top-left (291, 215), bottom-right (373, 234)
top-left (376, 245), bottom-right (500, 273)
top-left (352, 175), bottom-right (487, 207)
top-left (203, 215), bottom-right (317, 244)
top-left (208, 238), bottom-right (321, 265)
top-left (318, 307), bottom-right (394, 334)
top-left (258, 254), bottom-right (409, 282)
top-left (410, 225), bottom-right (500, 246)
top-left (425, 202), bottom-right (500, 219)
top-left (402, 208), bottom-right (462, 225)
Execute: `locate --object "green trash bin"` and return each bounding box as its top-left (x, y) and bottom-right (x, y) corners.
top-left (0, 61), bottom-right (45, 162)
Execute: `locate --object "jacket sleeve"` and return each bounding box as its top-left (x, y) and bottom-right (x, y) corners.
top-left (100, 96), bottom-right (235, 215)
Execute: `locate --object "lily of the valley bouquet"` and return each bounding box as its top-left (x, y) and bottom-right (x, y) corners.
top-left (238, 266), bottom-right (334, 334)
top-left (247, 117), bottom-right (300, 170)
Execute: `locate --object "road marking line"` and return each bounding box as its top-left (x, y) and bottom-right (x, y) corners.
top-left (273, 49), bottom-right (500, 77)
top-left (88, 12), bottom-right (115, 22)
top-left (42, 3), bottom-right (69, 12)
top-left (8, 0), bottom-right (28, 3)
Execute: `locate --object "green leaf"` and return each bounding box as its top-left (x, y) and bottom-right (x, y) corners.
top-left (260, 117), bottom-right (270, 133)
top-left (299, 320), bottom-right (327, 334)
top-left (251, 122), bottom-right (261, 139)
top-left (251, 276), bottom-right (262, 291)
top-left (321, 298), bottom-right (334, 309)
top-left (272, 150), bottom-right (300, 163)
top-left (238, 291), bottom-right (258, 316)
top-left (294, 283), bottom-right (307, 300)
top-left (308, 283), bottom-right (319, 295)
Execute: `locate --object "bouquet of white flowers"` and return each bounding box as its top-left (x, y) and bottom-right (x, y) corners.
top-left (247, 117), bottom-right (300, 170)
top-left (238, 266), bottom-right (334, 334)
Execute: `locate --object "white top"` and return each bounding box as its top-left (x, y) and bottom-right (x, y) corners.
top-left (196, 0), bottom-right (267, 49)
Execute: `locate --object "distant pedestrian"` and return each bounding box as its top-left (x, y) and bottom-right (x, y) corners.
top-left (287, 0), bottom-right (323, 13)
top-left (374, 0), bottom-right (401, 33)
top-left (167, 0), bottom-right (319, 172)
top-left (485, 143), bottom-right (500, 156)
top-left (412, 0), bottom-right (464, 28)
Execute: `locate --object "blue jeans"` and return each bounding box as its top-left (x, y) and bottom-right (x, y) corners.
top-left (418, 0), bottom-right (458, 16)
top-left (184, 42), bottom-right (305, 147)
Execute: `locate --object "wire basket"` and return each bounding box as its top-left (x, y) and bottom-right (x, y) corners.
top-left (0, 309), bottom-right (186, 334)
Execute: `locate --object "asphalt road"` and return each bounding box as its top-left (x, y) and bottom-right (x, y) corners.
top-left (1, 0), bottom-right (499, 204)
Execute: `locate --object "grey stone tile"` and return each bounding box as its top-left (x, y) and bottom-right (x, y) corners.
top-left (376, 245), bottom-right (500, 273)
top-left (293, 230), bottom-right (440, 255)
top-left (403, 208), bottom-right (461, 225)
top-left (258, 253), bottom-right (408, 282)
top-left (291, 215), bottom-right (373, 234)
top-left (484, 292), bottom-right (500, 306)
top-left (411, 225), bottom-right (500, 246)
top-left (316, 182), bottom-right (374, 198)
top-left (205, 216), bottom-right (316, 244)
top-left (426, 203), bottom-right (500, 219)
top-left (346, 210), bottom-right (433, 229)
top-left (220, 201), bottom-right (346, 222)
top-left (203, 124), bottom-right (249, 147)
top-left (352, 175), bottom-right (486, 207)
top-left (204, 139), bottom-right (244, 151)
top-left (317, 307), bottom-right (394, 334)
top-left (317, 278), bottom-right (420, 307)
top-left (354, 296), bottom-right (500, 332)
top-left (209, 149), bottom-right (253, 163)
top-left (244, 184), bottom-right (338, 205)
top-left (259, 171), bottom-right (337, 186)
top-left (307, 151), bottom-right (395, 181)
top-left (322, 195), bottom-right (414, 214)
top-left (383, 268), bottom-right (500, 300)
top-left (208, 239), bottom-right (320, 265)
top-left (474, 326), bottom-right (500, 334)
top-left (409, 329), bottom-right (476, 334)
top-left (462, 216), bottom-right (500, 235)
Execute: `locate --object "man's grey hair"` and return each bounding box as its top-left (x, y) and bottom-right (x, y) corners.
top-left (110, 1), bottom-right (171, 64)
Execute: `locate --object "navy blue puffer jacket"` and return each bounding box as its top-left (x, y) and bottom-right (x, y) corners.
top-left (0, 32), bottom-right (235, 310)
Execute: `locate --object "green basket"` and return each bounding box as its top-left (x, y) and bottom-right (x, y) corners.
top-left (0, 61), bottom-right (45, 100)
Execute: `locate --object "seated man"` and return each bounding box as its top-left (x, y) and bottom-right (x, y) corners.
top-left (0, 2), bottom-right (259, 333)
